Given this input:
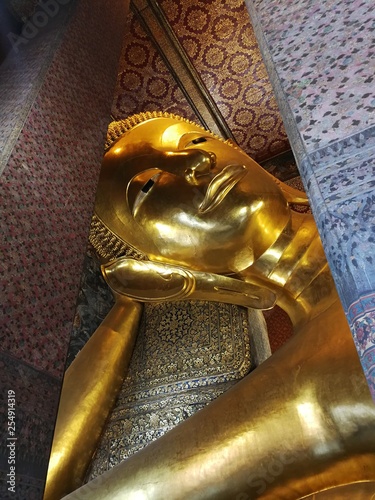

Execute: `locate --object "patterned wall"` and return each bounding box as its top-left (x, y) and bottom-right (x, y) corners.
top-left (111, 10), bottom-right (197, 123)
top-left (1, 1), bottom-right (126, 377)
top-left (0, 0), bottom-right (128, 497)
top-left (87, 300), bottom-right (253, 478)
top-left (112, 0), bottom-right (291, 162)
top-left (158, 0), bottom-right (290, 161)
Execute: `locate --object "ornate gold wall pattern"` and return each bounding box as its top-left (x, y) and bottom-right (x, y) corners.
top-left (87, 300), bottom-right (254, 479)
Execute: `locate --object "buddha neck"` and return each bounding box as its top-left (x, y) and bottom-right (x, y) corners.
top-left (242, 210), bottom-right (338, 329)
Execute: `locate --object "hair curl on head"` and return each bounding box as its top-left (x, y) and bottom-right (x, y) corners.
top-left (104, 110), bottom-right (234, 150)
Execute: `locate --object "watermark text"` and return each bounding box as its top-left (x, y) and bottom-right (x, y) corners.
top-left (7, 389), bottom-right (17, 494)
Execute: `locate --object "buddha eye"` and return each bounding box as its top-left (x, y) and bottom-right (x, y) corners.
top-left (192, 137), bottom-right (207, 144)
top-left (132, 172), bottom-right (161, 214)
top-left (178, 133), bottom-right (210, 149)
top-left (141, 178), bottom-right (155, 193)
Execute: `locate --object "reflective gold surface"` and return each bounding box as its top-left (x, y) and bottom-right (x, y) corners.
top-left (65, 299), bottom-right (375, 499)
top-left (302, 482), bottom-right (375, 500)
top-left (48, 113), bottom-right (375, 499)
top-left (93, 113), bottom-right (305, 274)
top-left (43, 298), bottom-right (142, 500)
top-left (93, 113), bottom-right (334, 328)
top-left (102, 257), bottom-right (276, 310)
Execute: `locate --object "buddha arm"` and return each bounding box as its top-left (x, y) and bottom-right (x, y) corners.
top-left (63, 298), bottom-right (375, 500)
top-left (43, 298), bottom-right (142, 500)
top-left (102, 257), bottom-right (276, 310)
top-left (44, 258), bottom-right (276, 499)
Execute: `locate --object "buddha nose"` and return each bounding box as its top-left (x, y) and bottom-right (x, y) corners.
top-left (184, 150), bottom-right (216, 185)
top-left (161, 150), bottom-right (216, 183)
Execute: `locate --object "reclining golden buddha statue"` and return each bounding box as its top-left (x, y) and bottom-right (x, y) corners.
top-left (45, 112), bottom-right (375, 499)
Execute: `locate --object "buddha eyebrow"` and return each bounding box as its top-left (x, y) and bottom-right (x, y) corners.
top-left (192, 137), bottom-right (207, 144)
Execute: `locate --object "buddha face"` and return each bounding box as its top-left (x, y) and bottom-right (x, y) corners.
top-left (97, 117), bottom-right (291, 274)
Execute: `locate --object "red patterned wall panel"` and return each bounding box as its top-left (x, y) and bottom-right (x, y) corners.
top-left (112, 11), bottom-right (197, 122)
top-left (158, 0), bottom-right (290, 161)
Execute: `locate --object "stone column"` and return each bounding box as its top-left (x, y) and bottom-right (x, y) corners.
top-left (245, 0), bottom-right (375, 399)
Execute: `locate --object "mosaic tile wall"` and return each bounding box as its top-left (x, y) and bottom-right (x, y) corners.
top-left (0, 0), bottom-right (129, 497)
top-left (0, 1), bottom-right (75, 175)
top-left (245, 0), bottom-right (375, 398)
top-left (1, 0), bottom-right (128, 377)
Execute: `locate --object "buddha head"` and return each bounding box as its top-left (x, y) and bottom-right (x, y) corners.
top-left (90, 112), bottom-right (297, 274)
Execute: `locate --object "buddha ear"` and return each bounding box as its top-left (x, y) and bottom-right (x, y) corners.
top-left (280, 182), bottom-right (310, 206)
top-left (267, 171), bottom-right (310, 206)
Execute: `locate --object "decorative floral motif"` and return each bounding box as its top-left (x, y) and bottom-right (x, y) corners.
top-left (1, 0), bottom-right (127, 378)
top-left (354, 311), bottom-right (375, 351)
top-left (87, 300), bottom-right (258, 478)
top-left (158, 0), bottom-right (290, 161)
top-left (111, 11), bottom-right (196, 121)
